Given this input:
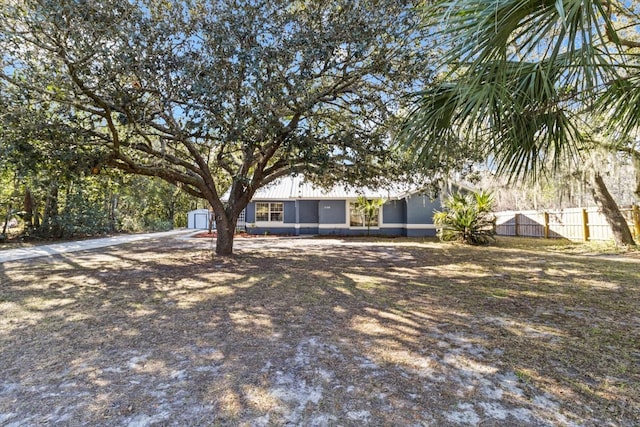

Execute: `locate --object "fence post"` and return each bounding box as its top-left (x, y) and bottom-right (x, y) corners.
top-left (582, 208), bottom-right (590, 242)
top-left (544, 211), bottom-right (550, 239)
top-left (633, 204), bottom-right (640, 240)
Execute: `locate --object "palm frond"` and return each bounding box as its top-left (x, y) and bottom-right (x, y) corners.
top-left (434, 190), bottom-right (496, 245)
top-left (401, 0), bottom-right (629, 179)
top-left (401, 56), bottom-right (584, 179)
top-left (597, 68), bottom-right (640, 137)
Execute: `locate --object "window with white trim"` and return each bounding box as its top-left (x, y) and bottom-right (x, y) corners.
top-left (255, 202), bottom-right (284, 222)
top-left (349, 201), bottom-right (380, 227)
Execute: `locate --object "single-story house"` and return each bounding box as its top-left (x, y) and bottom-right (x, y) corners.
top-left (233, 175), bottom-right (447, 237)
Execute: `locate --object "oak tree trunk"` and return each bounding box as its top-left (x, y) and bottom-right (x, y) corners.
top-left (590, 173), bottom-right (636, 246)
top-left (215, 212), bottom-right (237, 256)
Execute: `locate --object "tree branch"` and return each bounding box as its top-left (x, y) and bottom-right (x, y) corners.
top-left (603, 0), bottom-right (640, 49)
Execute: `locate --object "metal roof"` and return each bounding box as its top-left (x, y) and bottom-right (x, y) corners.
top-left (247, 175), bottom-right (425, 201)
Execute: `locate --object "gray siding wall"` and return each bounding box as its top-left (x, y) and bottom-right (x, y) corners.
top-left (244, 195), bottom-right (438, 237)
top-left (318, 200), bottom-right (346, 224)
top-left (246, 201), bottom-right (256, 222)
top-left (283, 201), bottom-right (296, 224)
top-left (407, 228), bottom-right (437, 237)
top-left (405, 194), bottom-right (439, 224)
top-left (298, 227), bottom-right (319, 235)
top-left (297, 200), bottom-right (319, 223)
top-left (382, 199), bottom-right (405, 224)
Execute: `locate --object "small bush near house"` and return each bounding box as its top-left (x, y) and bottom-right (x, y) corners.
top-left (434, 191), bottom-right (496, 245)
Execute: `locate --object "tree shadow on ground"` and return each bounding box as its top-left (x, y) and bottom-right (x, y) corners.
top-left (0, 237), bottom-right (638, 426)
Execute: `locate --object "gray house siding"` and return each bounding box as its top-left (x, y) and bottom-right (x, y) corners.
top-left (246, 201), bottom-right (256, 223)
top-left (374, 227), bottom-right (405, 236)
top-left (283, 201), bottom-right (296, 223)
top-left (405, 193), bottom-right (439, 237)
top-left (318, 228), bottom-right (400, 236)
top-left (243, 201), bottom-right (297, 235)
top-left (245, 201), bottom-right (296, 223)
top-left (318, 201), bottom-right (346, 224)
top-left (247, 226), bottom-right (297, 235)
top-left (296, 227), bottom-right (319, 235)
top-left (317, 200), bottom-right (348, 236)
top-left (298, 201), bottom-right (319, 223)
top-left (382, 200), bottom-right (406, 225)
top-left (296, 200), bottom-right (319, 235)
top-left (406, 229), bottom-right (436, 237)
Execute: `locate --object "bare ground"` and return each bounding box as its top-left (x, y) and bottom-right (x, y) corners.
top-left (0, 236), bottom-right (638, 426)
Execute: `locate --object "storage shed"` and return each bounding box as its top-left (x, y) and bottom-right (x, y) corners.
top-left (187, 209), bottom-right (213, 230)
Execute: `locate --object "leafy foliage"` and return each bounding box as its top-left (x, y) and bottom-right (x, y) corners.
top-left (0, 0), bottom-right (436, 254)
top-left (352, 196), bottom-right (385, 235)
top-left (434, 191), bottom-right (496, 245)
top-left (400, 0), bottom-right (640, 179)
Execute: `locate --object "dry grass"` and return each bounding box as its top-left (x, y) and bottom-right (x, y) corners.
top-left (0, 235), bottom-right (638, 426)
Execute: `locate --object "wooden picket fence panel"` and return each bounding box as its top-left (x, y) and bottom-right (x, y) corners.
top-left (494, 205), bottom-right (640, 242)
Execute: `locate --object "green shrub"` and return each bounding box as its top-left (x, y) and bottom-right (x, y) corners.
top-left (55, 191), bottom-right (112, 237)
top-left (434, 191), bottom-right (496, 245)
top-left (173, 212), bottom-right (187, 228)
top-left (144, 218), bottom-right (173, 232)
top-left (119, 217), bottom-right (145, 233)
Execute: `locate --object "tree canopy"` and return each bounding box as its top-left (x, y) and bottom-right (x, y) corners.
top-left (1, 0), bottom-right (434, 255)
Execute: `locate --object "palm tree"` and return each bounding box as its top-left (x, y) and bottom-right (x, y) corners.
top-left (353, 196), bottom-right (385, 236)
top-left (400, 0), bottom-right (639, 246)
top-left (434, 191), bottom-right (496, 245)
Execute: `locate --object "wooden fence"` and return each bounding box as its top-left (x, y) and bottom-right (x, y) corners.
top-left (494, 205), bottom-right (640, 242)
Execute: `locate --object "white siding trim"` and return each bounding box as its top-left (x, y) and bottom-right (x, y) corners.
top-left (378, 223), bottom-right (437, 229)
top-left (252, 221), bottom-right (286, 227)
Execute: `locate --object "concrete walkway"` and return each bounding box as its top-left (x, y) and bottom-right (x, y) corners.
top-left (0, 229), bottom-right (195, 263)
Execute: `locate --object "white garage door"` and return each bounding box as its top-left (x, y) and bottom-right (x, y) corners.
top-left (194, 213), bottom-right (210, 229)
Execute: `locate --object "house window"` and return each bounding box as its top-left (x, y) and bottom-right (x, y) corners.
top-left (256, 202), bottom-right (284, 222)
top-left (349, 201), bottom-right (380, 227)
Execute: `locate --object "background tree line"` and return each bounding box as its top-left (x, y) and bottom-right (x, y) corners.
top-left (0, 95), bottom-right (198, 240)
top-left (0, 166), bottom-right (198, 242)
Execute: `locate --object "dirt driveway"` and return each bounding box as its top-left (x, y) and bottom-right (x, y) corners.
top-left (1, 236), bottom-right (638, 426)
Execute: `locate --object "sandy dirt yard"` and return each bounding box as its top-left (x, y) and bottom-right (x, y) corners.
top-left (0, 235), bottom-right (638, 426)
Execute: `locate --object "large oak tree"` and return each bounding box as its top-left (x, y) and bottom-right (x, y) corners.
top-left (1, 0), bottom-right (432, 255)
